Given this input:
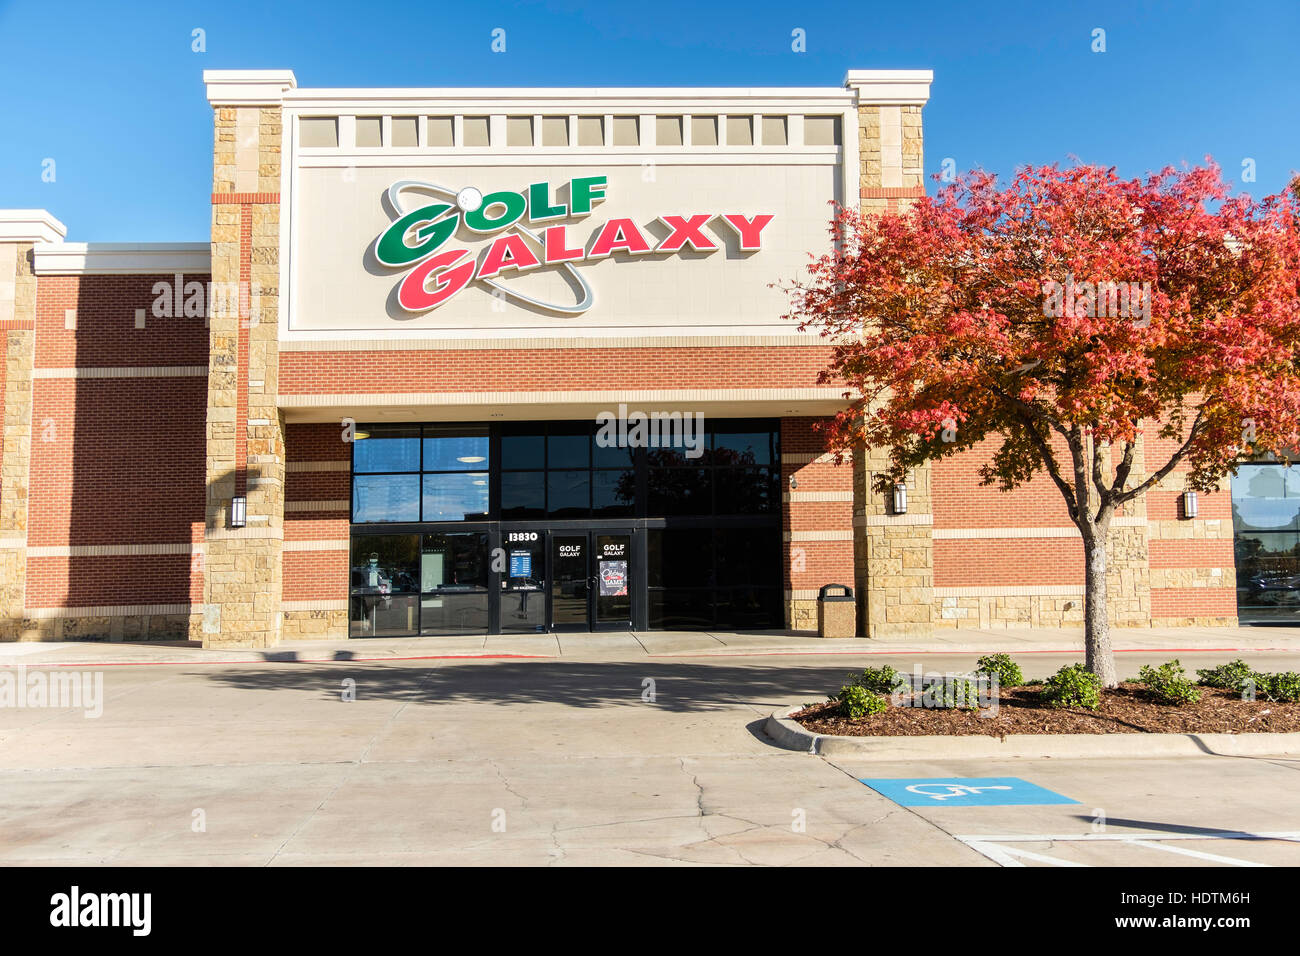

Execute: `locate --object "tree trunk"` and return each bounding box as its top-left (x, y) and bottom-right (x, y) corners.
top-left (1081, 526), bottom-right (1119, 688)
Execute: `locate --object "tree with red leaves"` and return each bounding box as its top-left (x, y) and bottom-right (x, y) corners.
top-left (785, 162), bottom-right (1300, 686)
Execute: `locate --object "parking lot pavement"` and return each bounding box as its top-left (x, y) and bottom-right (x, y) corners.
top-left (0, 652), bottom-right (1297, 866)
top-left (830, 753), bottom-right (1300, 866)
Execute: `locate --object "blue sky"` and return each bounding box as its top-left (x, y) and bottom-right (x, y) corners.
top-left (0, 0), bottom-right (1295, 241)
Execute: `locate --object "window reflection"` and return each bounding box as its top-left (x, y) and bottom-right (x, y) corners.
top-left (352, 474), bottom-right (420, 523)
top-left (1232, 463), bottom-right (1300, 622)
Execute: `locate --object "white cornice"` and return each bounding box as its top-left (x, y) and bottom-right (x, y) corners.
top-left (0, 209), bottom-right (67, 244)
top-left (33, 242), bottom-right (211, 276)
top-left (282, 86), bottom-right (854, 112)
top-left (843, 69), bottom-right (933, 106)
top-left (204, 69), bottom-right (297, 106)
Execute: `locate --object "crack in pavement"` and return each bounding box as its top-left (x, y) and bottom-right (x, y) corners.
top-left (262, 665), bottom-right (441, 867)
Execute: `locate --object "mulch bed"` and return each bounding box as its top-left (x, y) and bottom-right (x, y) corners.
top-left (791, 684), bottom-right (1300, 737)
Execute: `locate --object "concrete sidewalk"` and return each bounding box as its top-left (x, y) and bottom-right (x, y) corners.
top-left (2, 624), bottom-right (1299, 667)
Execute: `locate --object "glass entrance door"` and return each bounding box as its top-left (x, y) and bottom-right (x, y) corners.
top-left (593, 533), bottom-right (631, 628)
top-left (549, 531), bottom-right (632, 630)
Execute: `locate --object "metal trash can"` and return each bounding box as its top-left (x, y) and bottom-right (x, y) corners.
top-left (817, 584), bottom-right (856, 638)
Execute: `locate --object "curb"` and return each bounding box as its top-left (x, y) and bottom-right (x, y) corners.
top-left (765, 706), bottom-right (1300, 759)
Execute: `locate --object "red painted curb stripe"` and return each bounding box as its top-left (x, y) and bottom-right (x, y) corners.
top-left (1, 653), bottom-right (550, 668)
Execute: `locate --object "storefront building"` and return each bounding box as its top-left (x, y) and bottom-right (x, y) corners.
top-left (0, 68), bottom-right (1265, 648)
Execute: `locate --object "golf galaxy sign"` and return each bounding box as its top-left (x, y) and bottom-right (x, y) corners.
top-left (373, 177), bottom-right (774, 315)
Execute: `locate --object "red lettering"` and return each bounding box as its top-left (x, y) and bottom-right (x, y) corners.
top-left (477, 233), bottom-right (542, 279)
top-left (397, 250), bottom-right (474, 311)
top-left (657, 214), bottom-right (718, 252)
top-left (720, 214), bottom-right (774, 251)
top-left (588, 218), bottom-right (652, 258)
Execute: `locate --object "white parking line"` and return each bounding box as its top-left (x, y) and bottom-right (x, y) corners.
top-left (955, 830), bottom-right (1300, 867)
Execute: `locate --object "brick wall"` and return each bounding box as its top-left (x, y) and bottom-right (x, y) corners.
top-left (279, 344), bottom-right (835, 395)
top-left (23, 274), bottom-right (208, 630)
top-left (781, 416), bottom-right (855, 631)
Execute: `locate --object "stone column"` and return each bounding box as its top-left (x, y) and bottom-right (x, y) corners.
top-left (855, 448), bottom-right (934, 638)
top-left (844, 73), bottom-right (934, 638)
top-left (200, 71), bottom-right (295, 648)
top-left (0, 212), bottom-right (66, 641)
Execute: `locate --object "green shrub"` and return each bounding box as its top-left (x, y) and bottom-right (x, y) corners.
top-left (1137, 660), bottom-right (1202, 705)
top-left (1196, 660), bottom-right (1253, 690)
top-left (1254, 671), bottom-right (1300, 703)
top-left (1039, 664), bottom-right (1102, 710)
top-left (835, 684), bottom-right (889, 719)
top-left (849, 665), bottom-right (908, 695)
top-left (975, 653), bottom-right (1024, 687)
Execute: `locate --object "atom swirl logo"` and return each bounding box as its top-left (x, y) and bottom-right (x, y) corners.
top-left (372, 176), bottom-right (774, 315)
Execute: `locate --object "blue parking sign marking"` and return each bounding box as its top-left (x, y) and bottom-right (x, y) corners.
top-left (859, 777), bottom-right (1079, 807)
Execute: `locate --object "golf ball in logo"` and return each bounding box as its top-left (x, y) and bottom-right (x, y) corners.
top-left (455, 186), bottom-right (483, 213)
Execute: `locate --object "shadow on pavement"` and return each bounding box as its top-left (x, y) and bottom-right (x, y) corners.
top-left (196, 659), bottom-right (852, 714)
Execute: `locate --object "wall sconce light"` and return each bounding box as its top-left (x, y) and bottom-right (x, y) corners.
top-left (789, 474), bottom-right (798, 490)
top-left (1181, 490), bottom-right (1198, 520)
top-left (891, 482), bottom-right (908, 515)
top-left (230, 495), bottom-right (247, 529)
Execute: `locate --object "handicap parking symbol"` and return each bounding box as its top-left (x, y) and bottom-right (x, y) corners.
top-left (859, 777), bottom-right (1079, 807)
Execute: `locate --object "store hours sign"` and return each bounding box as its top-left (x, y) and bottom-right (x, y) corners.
top-left (372, 176), bottom-right (774, 315)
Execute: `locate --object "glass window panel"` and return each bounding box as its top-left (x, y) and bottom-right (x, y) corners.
top-left (352, 474), bottom-right (420, 523)
top-left (352, 426), bottom-right (420, 473)
top-left (711, 429), bottom-right (772, 466)
top-left (421, 473), bottom-right (489, 521)
top-left (647, 468), bottom-right (710, 516)
top-left (419, 531), bottom-right (489, 634)
top-left (648, 589), bottom-right (714, 630)
top-left (1232, 464), bottom-right (1300, 531)
top-left (422, 427), bottom-right (489, 471)
top-left (593, 434), bottom-right (635, 468)
top-left (646, 447), bottom-right (690, 468)
top-left (1234, 531), bottom-right (1300, 622)
top-left (647, 529), bottom-right (713, 588)
top-left (547, 430), bottom-right (590, 469)
top-left (501, 431), bottom-right (545, 470)
top-left (592, 469), bottom-right (635, 517)
top-left (714, 587), bottom-right (782, 629)
top-left (500, 471), bottom-right (545, 519)
top-left (349, 535), bottom-right (420, 594)
top-left (420, 593), bottom-right (489, 634)
top-left (715, 467), bottom-right (775, 515)
top-left (350, 594), bottom-right (419, 636)
top-left (548, 469), bottom-right (590, 518)
top-left (715, 528), bottom-right (782, 586)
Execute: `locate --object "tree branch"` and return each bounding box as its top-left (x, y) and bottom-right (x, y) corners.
top-left (1018, 413), bottom-right (1079, 524)
top-left (1113, 410), bottom-right (1207, 507)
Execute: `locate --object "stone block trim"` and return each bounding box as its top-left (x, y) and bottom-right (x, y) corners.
top-left (854, 443), bottom-right (934, 637)
top-left (203, 97), bottom-right (287, 649)
top-left (0, 242), bottom-right (36, 640)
